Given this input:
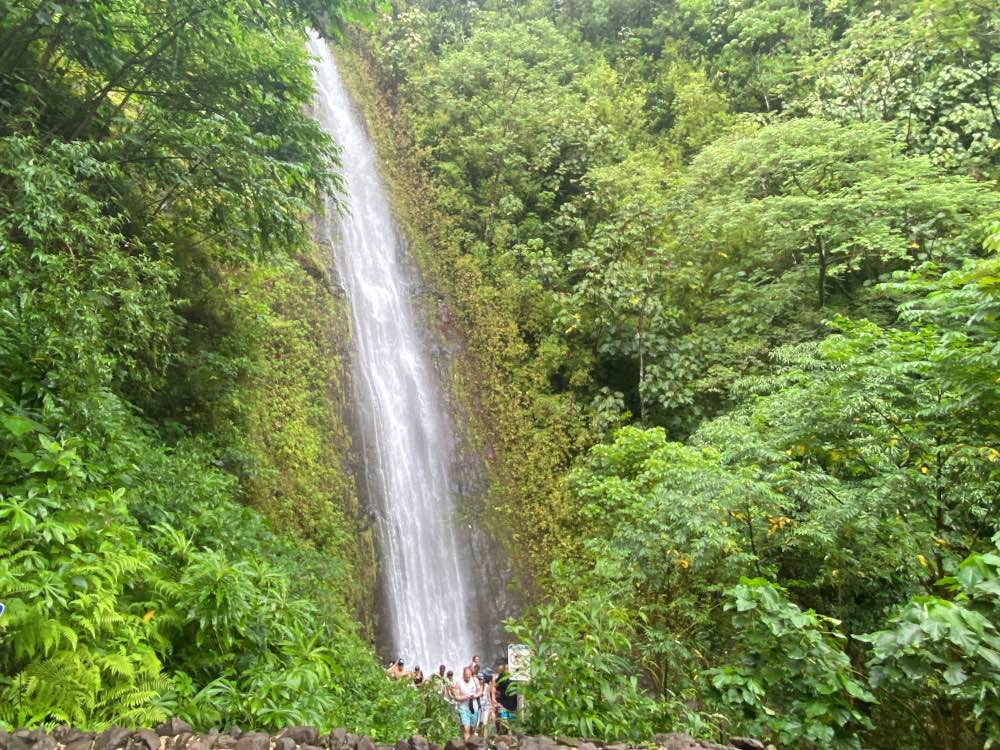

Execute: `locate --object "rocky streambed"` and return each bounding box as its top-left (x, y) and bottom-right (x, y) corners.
top-left (0, 722), bottom-right (771, 750)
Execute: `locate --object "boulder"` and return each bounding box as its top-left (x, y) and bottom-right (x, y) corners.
top-left (31, 735), bottom-right (56, 750)
top-left (157, 721), bottom-right (194, 738)
top-left (51, 729), bottom-right (71, 744)
top-left (465, 739), bottom-right (484, 750)
top-left (577, 743), bottom-right (598, 750)
top-left (653, 736), bottom-right (702, 750)
top-left (279, 729), bottom-right (319, 747)
top-left (375, 744), bottom-right (393, 750)
top-left (555, 740), bottom-right (583, 749)
top-left (65, 740), bottom-right (94, 750)
top-left (1, 734), bottom-right (30, 750)
top-left (354, 737), bottom-right (375, 750)
top-left (168, 734), bottom-right (192, 750)
top-left (129, 731), bottom-right (160, 750)
top-left (518, 737), bottom-right (556, 750)
top-left (730, 741), bottom-right (765, 750)
top-left (233, 734), bottom-right (268, 750)
top-left (275, 738), bottom-right (296, 750)
top-left (327, 730), bottom-right (348, 750)
top-left (443, 740), bottom-right (464, 750)
top-left (228, 730), bottom-right (242, 741)
top-left (394, 741), bottom-right (409, 750)
top-left (189, 736), bottom-right (218, 750)
top-left (408, 736), bottom-right (428, 750)
top-left (94, 728), bottom-right (131, 750)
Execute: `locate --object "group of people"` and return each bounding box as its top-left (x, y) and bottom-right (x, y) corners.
top-left (386, 654), bottom-right (518, 739)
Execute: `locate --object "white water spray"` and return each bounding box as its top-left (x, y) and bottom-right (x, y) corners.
top-left (308, 34), bottom-right (481, 670)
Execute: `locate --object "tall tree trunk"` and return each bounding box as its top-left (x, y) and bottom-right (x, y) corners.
top-left (817, 234), bottom-right (827, 308)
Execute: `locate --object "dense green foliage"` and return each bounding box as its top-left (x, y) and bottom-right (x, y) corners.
top-left (346, 0), bottom-right (1000, 747)
top-left (0, 0), bottom-right (451, 737)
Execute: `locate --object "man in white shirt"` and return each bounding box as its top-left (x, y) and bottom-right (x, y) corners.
top-left (451, 666), bottom-right (482, 739)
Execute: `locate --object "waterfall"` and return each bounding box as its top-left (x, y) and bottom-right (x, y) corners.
top-left (308, 34), bottom-right (483, 671)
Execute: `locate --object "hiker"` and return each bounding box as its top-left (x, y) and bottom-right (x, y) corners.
top-left (478, 673), bottom-right (496, 738)
top-left (494, 660), bottom-right (517, 731)
top-left (429, 664), bottom-right (447, 692)
top-left (451, 666), bottom-right (482, 740)
top-left (385, 658), bottom-right (408, 679)
top-left (443, 669), bottom-right (455, 702)
top-left (413, 666), bottom-right (425, 686)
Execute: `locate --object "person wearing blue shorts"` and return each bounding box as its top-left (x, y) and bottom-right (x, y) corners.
top-left (451, 666), bottom-right (482, 739)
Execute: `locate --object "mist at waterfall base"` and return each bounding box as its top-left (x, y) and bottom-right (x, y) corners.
top-left (308, 34), bottom-right (498, 671)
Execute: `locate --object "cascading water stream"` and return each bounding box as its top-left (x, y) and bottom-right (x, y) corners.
top-left (308, 34), bottom-right (482, 669)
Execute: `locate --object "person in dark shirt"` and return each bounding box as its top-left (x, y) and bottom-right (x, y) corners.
top-left (493, 660), bottom-right (518, 732)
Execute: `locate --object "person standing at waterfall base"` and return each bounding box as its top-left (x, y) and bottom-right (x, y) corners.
top-left (386, 658), bottom-right (409, 679)
top-left (452, 666), bottom-right (482, 740)
top-left (478, 673), bottom-right (496, 739)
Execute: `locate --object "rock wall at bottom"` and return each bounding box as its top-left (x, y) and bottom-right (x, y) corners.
top-left (0, 722), bottom-right (771, 750)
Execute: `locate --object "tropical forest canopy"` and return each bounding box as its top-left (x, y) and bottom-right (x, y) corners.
top-left (347, 0), bottom-right (1000, 747)
top-left (0, 0), bottom-right (452, 737)
top-left (1, 0), bottom-right (999, 748)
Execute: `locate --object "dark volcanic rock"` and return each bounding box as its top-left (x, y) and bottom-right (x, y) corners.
top-left (275, 738), bottom-right (296, 750)
top-left (187, 735), bottom-right (216, 750)
top-left (128, 732), bottom-right (160, 750)
top-left (354, 736), bottom-right (375, 750)
top-left (215, 738), bottom-right (236, 750)
top-left (1, 734), bottom-right (31, 750)
top-left (327, 730), bottom-right (348, 750)
top-left (654, 736), bottom-right (701, 750)
top-left (443, 740), bottom-right (464, 750)
top-left (730, 741), bottom-right (765, 750)
top-left (65, 740), bottom-right (94, 750)
top-left (279, 729), bottom-right (318, 747)
top-left (408, 736), bottom-right (428, 750)
top-left (94, 727), bottom-right (131, 750)
top-left (157, 721), bottom-right (193, 738)
top-left (464, 739), bottom-right (484, 750)
top-left (228, 731), bottom-right (242, 741)
top-left (233, 734), bottom-right (268, 750)
top-left (518, 737), bottom-right (556, 750)
top-left (394, 740), bottom-right (408, 750)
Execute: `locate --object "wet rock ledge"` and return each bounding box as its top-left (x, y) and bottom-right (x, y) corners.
top-left (0, 722), bottom-right (769, 750)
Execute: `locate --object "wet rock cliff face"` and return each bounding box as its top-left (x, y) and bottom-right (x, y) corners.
top-left (0, 724), bottom-right (768, 750)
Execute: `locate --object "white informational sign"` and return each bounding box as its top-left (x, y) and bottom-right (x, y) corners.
top-left (507, 643), bottom-right (531, 682)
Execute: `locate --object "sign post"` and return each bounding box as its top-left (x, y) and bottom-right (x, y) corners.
top-left (507, 644), bottom-right (531, 716)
